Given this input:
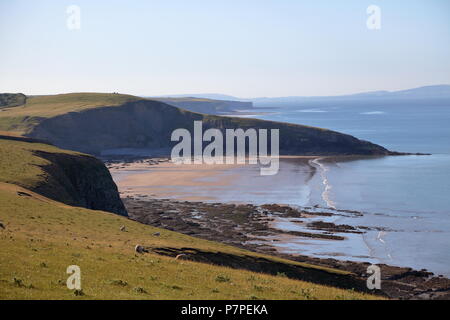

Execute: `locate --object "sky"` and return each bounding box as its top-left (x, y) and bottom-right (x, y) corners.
top-left (1, 0), bottom-right (449, 97)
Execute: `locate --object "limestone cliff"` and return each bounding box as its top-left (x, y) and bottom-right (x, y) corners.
top-left (0, 136), bottom-right (127, 216)
top-left (34, 151), bottom-right (128, 216)
top-left (155, 98), bottom-right (253, 114)
top-left (26, 99), bottom-right (391, 156)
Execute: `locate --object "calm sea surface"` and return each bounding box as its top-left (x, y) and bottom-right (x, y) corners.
top-left (233, 103), bottom-right (450, 275)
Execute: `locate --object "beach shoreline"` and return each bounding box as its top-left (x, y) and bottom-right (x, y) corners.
top-left (106, 157), bottom-right (450, 299)
top-left (107, 155), bottom-right (320, 202)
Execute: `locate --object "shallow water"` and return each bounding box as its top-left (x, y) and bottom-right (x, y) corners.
top-left (236, 103), bottom-right (450, 276)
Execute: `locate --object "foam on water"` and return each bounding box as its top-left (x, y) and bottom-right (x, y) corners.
top-left (309, 158), bottom-right (337, 210)
top-left (360, 111), bottom-right (386, 115)
top-left (240, 103), bottom-right (450, 275)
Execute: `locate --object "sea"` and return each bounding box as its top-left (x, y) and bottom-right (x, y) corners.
top-left (227, 102), bottom-right (450, 276)
top-left (111, 102), bottom-right (450, 276)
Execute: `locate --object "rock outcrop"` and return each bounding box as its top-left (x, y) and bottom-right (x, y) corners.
top-left (0, 93), bottom-right (27, 108)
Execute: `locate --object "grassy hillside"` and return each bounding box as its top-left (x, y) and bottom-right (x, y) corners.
top-left (0, 93), bottom-right (141, 133)
top-left (0, 138), bottom-right (79, 190)
top-left (0, 139), bottom-right (382, 300)
top-left (0, 93), bottom-right (241, 133)
top-left (0, 185), bottom-right (380, 300)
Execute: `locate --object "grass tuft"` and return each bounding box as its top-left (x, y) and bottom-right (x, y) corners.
top-left (215, 275), bottom-right (231, 283)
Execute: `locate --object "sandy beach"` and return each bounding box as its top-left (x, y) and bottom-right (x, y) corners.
top-left (109, 156), bottom-right (318, 202)
top-left (109, 160), bottom-right (244, 200)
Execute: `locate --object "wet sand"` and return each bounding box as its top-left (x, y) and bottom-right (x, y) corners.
top-left (109, 156), bottom-right (318, 202)
top-left (110, 160), bottom-right (243, 200)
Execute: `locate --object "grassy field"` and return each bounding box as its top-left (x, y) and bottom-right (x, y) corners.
top-left (0, 139), bottom-right (383, 300)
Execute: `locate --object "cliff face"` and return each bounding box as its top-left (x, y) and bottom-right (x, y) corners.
top-left (0, 137), bottom-right (127, 216)
top-left (34, 151), bottom-right (128, 216)
top-left (26, 99), bottom-right (390, 156)
top-left (27, 100), bottom-right (199, 154)
top-left (155, 98), bottom-right (253, 114)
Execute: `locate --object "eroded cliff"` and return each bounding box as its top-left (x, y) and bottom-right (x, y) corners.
top-left (155, 97), bottom-right (253, 114)
top-left (0, 137), bottom-right (127, 216)
top-left (26, 99), bottom-right (390, 156)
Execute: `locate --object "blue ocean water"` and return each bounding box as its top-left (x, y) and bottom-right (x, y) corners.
top-left (112, 103), bottom-right (450, 275)
top-left (240, 103), bottom-right (450, 275)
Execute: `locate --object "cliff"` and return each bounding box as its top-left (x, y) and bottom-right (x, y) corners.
top-left (154, 97), bottom-right (253, 114)
top-left (0, 137), bottom-right (127, 216)
top-left (0, 93), bottom-right (391, 156)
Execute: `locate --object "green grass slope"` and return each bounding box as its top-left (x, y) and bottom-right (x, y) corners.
top-left (0, 93), bottom-right (232, 133)
top-left (0, 186), bottom-right (380, 300)
top-left (0, 93), bottom-right (141, 133)
top-left (0, 138), bottom-right (79, 191)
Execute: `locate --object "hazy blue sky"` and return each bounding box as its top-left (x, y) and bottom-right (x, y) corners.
top-left (1, 0), bottom-right (449, 97)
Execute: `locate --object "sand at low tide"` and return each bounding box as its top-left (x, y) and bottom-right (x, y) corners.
top-left (110, 156), bottom-right (318, 203)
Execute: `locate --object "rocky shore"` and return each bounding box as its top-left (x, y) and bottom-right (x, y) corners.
top-left (123, 196), bottom-right (450, 300)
